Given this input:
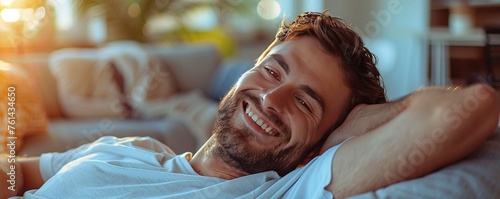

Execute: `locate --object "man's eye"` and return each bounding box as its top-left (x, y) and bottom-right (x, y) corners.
top-left (266, 68), bottom-right (279, 80)
top-left (296, 96), bottom-right (311, 112)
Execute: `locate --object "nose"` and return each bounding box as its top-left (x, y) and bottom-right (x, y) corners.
top-left (260, 85), bottom-right (291, 114)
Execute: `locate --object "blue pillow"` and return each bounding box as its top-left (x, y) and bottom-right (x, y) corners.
top-left (205, 60), bottom-right (254, 102)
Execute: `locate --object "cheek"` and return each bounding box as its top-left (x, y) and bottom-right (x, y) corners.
top-left (289, 113), bottom-right (320, 143)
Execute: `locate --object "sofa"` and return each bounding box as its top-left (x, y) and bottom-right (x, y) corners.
top-left (3, 41), bottom-right (500, 198)
top-left (11, 42), bottom-right (254, 156)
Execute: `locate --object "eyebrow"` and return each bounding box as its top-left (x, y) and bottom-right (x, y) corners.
top-left (270, 54), bottom-right (290, 74)
top-left (299, 84), bottom-right (325, 112)
top-left (269, 54), bottom-right (325, 112)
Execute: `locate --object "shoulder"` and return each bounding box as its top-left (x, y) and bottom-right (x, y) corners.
top-left (93, 136), bottom-right (176, 155)
top-left (281, 139), bottom-right (352, 198)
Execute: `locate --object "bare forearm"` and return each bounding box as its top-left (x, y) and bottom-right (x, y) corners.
top-left (375, 84), bottom-right (498, 186)
top-left (321, 96), bottom-right (408, 152)
top-left (407, 84), bottom-right (499, 167)
top-left (329, 84), bottom-right (499, 198)
top-left (1, 155), bottom-right (43, 198)
top-left (359, 97), bottom-right (408, 133)
top-left (20, 157), bottom-right (44, 192)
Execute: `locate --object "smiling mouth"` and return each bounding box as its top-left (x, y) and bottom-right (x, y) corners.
top-left (243, 102), bottom-right (279, 137)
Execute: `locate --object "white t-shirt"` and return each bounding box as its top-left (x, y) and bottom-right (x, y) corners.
top-left (20, 136), bottom-right (347, 199)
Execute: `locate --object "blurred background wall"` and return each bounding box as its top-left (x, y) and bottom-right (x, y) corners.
top-left (327, 0), bottom-right (430, 100)
top-left (1, 0), bottom-right (499, 99)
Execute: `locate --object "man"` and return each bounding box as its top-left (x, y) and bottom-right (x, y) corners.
top-left (2, 11), bottom-right (498, 198)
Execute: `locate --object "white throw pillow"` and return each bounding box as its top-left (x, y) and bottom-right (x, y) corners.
top-left (163, 90), bottom-right (218, 149)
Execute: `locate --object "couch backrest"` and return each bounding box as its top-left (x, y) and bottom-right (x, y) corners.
top-left (145, 43), bottom-right (221, 92)
top-left (18, 43), bottom-right (221, 119)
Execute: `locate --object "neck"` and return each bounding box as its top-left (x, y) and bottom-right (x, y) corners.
top-left (189, 136), bottom-right (249, 179)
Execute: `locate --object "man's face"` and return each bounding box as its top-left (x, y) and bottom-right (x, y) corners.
top-left (213, 36), bottom-right (351, 176)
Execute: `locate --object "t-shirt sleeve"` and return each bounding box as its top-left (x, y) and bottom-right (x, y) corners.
top-left (39, 136), bottom-right (172, 182)
top-left (39, 142), bottom-right (96, 182)
top-left (284, 137), bottom-right (353, 199)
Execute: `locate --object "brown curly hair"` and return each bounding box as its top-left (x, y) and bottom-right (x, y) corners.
top-left (257, 10), bottom-right (387, 133)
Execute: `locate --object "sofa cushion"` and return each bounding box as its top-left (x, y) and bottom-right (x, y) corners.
top-left (19, 118), bottom-right (197, 156)
top-left (145, 43), bottom-right (221, 92)
top-left (163, 90), bottom-right (218, 148)
top-left (49, 48), bottom-right (123, 118)
top-left (0, 61), bottom-right (47, 153)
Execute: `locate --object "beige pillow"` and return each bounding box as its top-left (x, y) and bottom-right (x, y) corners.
top-left (130, 58), bottom-right (178, 119)
top-left (164, 90), bottom-right (218, 148)
top-left (49, 42), bottom-right (178, 119)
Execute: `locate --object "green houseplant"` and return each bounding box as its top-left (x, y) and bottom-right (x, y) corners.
top-left (74, 0), bottom-right (251, 43)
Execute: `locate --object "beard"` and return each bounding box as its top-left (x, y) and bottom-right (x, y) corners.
top-left (210, 86), bottom-right (315, 176)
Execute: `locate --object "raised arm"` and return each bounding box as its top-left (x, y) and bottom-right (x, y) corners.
top-left (320, 97), bottom-right (407, 152)
top-left (1, 155), bottom-right (43, 198)
top-left (326, 83), bottom-right (499, 198)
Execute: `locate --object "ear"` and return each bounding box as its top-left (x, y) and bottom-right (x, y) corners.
top-left (297, 148), bottom-right (321, 168)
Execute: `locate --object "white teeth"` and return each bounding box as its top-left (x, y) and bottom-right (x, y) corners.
top-left (245, 107), bottom-right (276, 136)
top-left (265, 127), bottom-right (272, 133)
top-left (261, 123), bottom-right (268, 129)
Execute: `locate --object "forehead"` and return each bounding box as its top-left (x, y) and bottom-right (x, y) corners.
top-left (266, 36), bottom-right (350, 119)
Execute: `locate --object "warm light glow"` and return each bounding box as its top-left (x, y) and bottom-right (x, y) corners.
top-left (128, 3), bottom-right (141, 17)
top-left (0, 62), bottom-right (12, 71)
top-left (21, 8), bottom-right (34, 21)
top-left (257, 0), bottom-right (281, 20)
top-left (0, 0), bottom-right (14, 7)
top-left (0, 8), bottom-right (43, 23)
top-left (52, 0), bottom-right (74, 30)
top-left (183, 7), bottom-right (218, 31)
top-left (144, 14), bottom-right (179, 36)
top-left (1, 9), bottom-right (21, 22)
top-left (34, 7), bottom-right (45, 20)
top-left (88, 14), bottom-right (106, 44)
